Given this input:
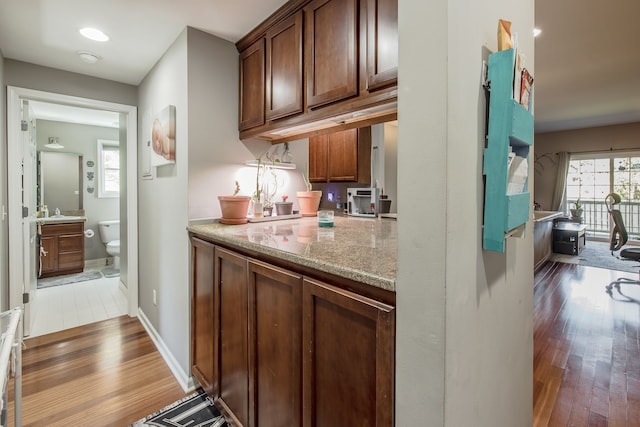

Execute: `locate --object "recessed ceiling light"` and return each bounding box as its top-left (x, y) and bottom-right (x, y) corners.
top-left (533, 28), bottom-right (542, 37)
top-left (79, 27), bottom-right (109, 42)
top-left (78, 51), bottom-right (101, 63)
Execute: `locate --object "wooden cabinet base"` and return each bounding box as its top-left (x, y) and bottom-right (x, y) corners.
top-left (190, 237), bottom-right (395, 427)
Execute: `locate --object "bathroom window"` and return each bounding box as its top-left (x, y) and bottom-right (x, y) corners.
top-left (97, 139), bottom-right (120, 198)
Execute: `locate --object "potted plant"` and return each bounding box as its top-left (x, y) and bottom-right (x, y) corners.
top-left (296, 169), bottom-right (322, 217)
top-left (218, 181), bottom-right (251, 224)
top-left (275, 194), bottom-right (293, 216)
top-left (570, 199), bottom-right (583, 222)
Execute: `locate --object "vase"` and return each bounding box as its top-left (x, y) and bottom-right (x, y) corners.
top-left (296, 190), bottom-right (322, 217)
top-left (252, 200), bottom-right (263, 218)
top-left (218, 196), bottom-right (251, 224)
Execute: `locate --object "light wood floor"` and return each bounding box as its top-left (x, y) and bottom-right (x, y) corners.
top-left (7, 315), bottom-right (188, 427)
top-left (534, 261), bottom-right (640, 427)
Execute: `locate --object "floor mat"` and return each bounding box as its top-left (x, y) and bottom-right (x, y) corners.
top-left (37, 271), bottom-right (103, 289)
top-left (129, 389), bottom-right (228, 427)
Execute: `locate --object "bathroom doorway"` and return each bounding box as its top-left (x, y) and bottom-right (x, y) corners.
top-left (7, 86), bottom-right (139, 336)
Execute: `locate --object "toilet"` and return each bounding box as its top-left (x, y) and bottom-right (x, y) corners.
top-left (98, 220), bottom-right (120, 270)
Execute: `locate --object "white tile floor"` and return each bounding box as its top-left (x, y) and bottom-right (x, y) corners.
top-left (28, 268), bottom-right (128, 338)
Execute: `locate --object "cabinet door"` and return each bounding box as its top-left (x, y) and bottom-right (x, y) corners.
top-left (302, 277), bottom-right (395, 427)
top-left (308, 134), bottom-right (329, 182)
top-left (364, 0), bottom-right (398, 91)
top-left (57, 233), bottom-right (84, 271)
top-left (39, 235), bottom-right (57, 273)
top-left (266, 11), bottom-right (303, 121)
top-left (248, 260), bottom-right (302, 427)
top-left (327, 128), bottom-right (359, 181)
top-left (191, 238), bottom-right (216, 396)
top-left (305, 0), bottom-right (359, 109)
top-left (215, 247), bottom-right (249, 426)
top-left (239, 38), bottom-right (266, 131)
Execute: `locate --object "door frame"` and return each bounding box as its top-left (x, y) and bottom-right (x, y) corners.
top-left (7, 86), bottom-right (139, 319)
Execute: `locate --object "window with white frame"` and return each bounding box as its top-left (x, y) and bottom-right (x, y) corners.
top-left (97, 139), bottom-right (120, 198)
top-left (567, 151), bottom-right (640, 239)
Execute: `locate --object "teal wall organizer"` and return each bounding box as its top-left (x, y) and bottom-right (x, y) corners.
top-left (483, 48), bottom-right (534, 252)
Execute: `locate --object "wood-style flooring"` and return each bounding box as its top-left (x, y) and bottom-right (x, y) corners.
top-left (534, 261), bottom-right (640, 427)
top-left (5, 261), bottom-right (639, 426)
top-left (7, 315), bottom-right (188, 427)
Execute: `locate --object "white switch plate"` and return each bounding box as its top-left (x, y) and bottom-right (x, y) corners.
top-left (153, 289), bottom-right (157, 305)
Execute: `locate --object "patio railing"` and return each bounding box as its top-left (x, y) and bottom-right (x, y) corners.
top-left (568, 199), bottom-right (640, 240)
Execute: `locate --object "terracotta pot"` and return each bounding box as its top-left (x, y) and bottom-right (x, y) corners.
top-left (296, 190), bottom-right (322, 217)
top-left (218, 196), bottom-right (251, 224)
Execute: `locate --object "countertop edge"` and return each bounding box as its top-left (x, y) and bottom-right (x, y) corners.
top-left (187, 222), bottom-right (396, 292)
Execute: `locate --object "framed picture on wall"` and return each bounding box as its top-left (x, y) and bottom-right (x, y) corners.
top-left (151, 105), bottom-right (176, 166)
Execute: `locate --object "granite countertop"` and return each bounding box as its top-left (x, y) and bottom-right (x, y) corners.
top-left (188, 215), bottom-right (397, 291)
top-left (37, 216), bottom-right (87, 224)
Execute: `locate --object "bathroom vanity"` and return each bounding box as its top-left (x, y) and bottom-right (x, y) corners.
top-left (38, 218), bottom-right (86, 278)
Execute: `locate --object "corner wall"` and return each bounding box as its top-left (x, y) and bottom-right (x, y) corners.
top-left (397, 1), bottom-right (535, 425)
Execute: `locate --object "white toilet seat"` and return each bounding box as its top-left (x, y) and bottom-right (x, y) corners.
top-left (106, 240), bottom-right (120, 253)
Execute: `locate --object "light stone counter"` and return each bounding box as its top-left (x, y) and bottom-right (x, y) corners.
top-left (37, 216), bottom-right (87, 224)
top-left (188, 215), bottom-right (396, 291)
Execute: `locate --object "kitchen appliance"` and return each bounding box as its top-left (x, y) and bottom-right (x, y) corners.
top-left (347, 187), bottom-right (380, 217)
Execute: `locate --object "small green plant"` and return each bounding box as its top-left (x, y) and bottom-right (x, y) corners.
top-left (574, 199), bottom-right (582, 210)
top-left (233, 180), bottom-right (240, 196)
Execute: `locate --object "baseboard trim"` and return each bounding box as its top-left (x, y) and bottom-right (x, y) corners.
top-left (137, 308), bottom-right (195, 393)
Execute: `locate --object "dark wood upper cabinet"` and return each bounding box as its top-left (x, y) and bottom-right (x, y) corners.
top-left (364, 0), bottom-right (398, 91)
top-left (309, 127), bottom-right (371, 183)
top-left (308, 133), bottom-right (329, 182)
top-left (266, 11), bottom-right (303, 121)
top-left (304, 0), bottom-right (359, 109)
top-left (239, 38), bottom-right (266, 131)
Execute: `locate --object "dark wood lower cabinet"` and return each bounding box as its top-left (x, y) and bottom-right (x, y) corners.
top-left (302, 277), bottom-right (395, 426)
top-left (191, 238), bottom-right (216, 396)
top-left (215, 247), bottom-right (250, 426)
top-left (190, 237), bottom-right (395, 427)
top-left (248, 260), bottom-right (302, 427)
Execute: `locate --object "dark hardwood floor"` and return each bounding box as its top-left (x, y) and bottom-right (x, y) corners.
top-left (7, 315), bottom-right (188, 427)
top-left (5, 262), bottom-right (639, 426)
top-left (534, 261), bottom-right (640, 427)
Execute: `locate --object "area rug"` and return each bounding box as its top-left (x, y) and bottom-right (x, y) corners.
top-left (37, 271), bottom-right (103, 289)
top-left (550, 240), bottom-right (640, 274)
top-left (129, 389), bottom-right (228, 427)
top-left (101, 266), bottom-right (120, 278)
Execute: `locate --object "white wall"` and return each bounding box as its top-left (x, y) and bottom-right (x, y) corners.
top-left (397, 1), bottom-right (534, 426)
top-left (0, 49), bottom-right (7, 310)
top-left (36, 120), bottom-right (120, 260)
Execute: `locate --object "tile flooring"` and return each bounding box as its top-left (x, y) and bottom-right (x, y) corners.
top-left (28, 267), bottom-right (128, 338)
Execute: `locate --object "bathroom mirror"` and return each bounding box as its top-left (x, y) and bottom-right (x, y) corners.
top-left (37, 151), bottom-right (83, 212)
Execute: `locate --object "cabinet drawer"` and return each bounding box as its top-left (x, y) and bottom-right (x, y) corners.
top-left (59, 234), bottom-right (83, 252)
top-left (58, 252), bottom-right (84, 270)
top-left (41, 223), bottom-right (84, 236)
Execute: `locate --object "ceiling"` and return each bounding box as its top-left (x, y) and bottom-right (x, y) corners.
top-left (1, 0), bottom-right (638, 133)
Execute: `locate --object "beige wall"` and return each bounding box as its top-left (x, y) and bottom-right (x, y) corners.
top-left (534, 122), bottom-right (640, 210)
